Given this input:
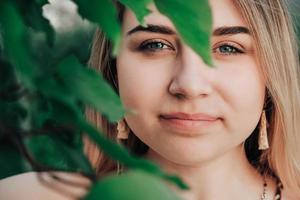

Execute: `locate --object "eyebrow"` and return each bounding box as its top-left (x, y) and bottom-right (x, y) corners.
top-left (213, 26), bottom-right (250, 36)
top-left (127, 24), bottom-right (250, 36)
top-left (127, 24), bottom-right (176, 35)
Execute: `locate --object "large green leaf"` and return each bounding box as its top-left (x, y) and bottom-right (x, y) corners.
top-left (83, 170), bottom-right (182, 200)
top-left (154, 0), bottom-right (213, 65)
top-left (72, 0), bottom-right (121, 54)
top-left (31, 55), bottom-right (125, 124)
top-left (118, 0), bottom-right (152, 25)
top-left (55, 56), bottom-right (126, 122)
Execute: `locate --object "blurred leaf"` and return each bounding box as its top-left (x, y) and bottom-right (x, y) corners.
top-left (29, 73), bottom-right (186, 188)
top-left (79, 119), bottom-right (188, 189)
top-left (0, 2), bottom-right (37, 89)
top-left (118, 0), bottom-right (152, 25)
top-left (0, 141), bottom-right (31, 179)
top-left (0, 55), bottom-right (31, 178)
top-left (24, 91), bottom-right (95, 176)
top-left (0, 58), bottom-right (22, 101)
top-left (55, 56), bottom-right (125, 122)
top-left (154, 0), bottom-right (213, 65)
top-left (53, 26), bottom-right (96, 64)
top-left (10, 0), bottom-right (55, 45)
top-left (25, 133), bottom-right (94, 175)
top-left (83, 170), bottom-right (182, 200)
top-left (0, 0), bottom-right (214, 196)
top-left (0, 101), bottom-right (27, 133)
top-left (28, 68), bottom-right (187, 188)
top-left (72, 0), bottom-right (121, 54)
top-left (35, 0), bottom-right (49, 7)
top-left (35, 76), bottom-right (83, 124)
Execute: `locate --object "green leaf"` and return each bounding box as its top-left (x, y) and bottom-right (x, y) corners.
top-left (118, 0), bottom-right (152, 25)
top-left (154, 0), bottom-right (213, 66)
top-left (0, 101), bottom-right (27, 134)
top-left (0, 2), bottom-right (37, 89)
top-left (79, 119), bottom-right (188, 190)
top-left (83, 170), bottom-right (182, 200)
top-left (24, 76), bottom-right (187, 188)
top-left (0, 58), bottom-right (20, 101)
top-left (11, 0), bottom-right (55, 45)
top-left (72, 0), bottom-right (121, 54)
top-left (31, 73), bottom-right (186, 188)
top-left (55, 56), bottom-right (126, 122)
top-left (34, 0), bottom-right (49, 7)
top-left (25, 133), bottom-right (94, 175)
top-left (0, 141), bottom-right (31, 179)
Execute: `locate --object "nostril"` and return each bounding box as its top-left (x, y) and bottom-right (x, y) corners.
top-left (174, 93), bottom-right (185, 100)
top-left (172, 92), bottom-right (208, 100)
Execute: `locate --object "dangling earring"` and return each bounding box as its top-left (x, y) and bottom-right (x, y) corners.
top-left (258, 110), bottom-right (269, 150)
top-left (116, 161), bottom-right (124, 175)
top-left (117, 119), bottom-right (129, 139)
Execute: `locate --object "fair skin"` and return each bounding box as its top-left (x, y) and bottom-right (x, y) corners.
top-left (0, 0), bottom-right (294, 199)
top-left (117, 0), bottom-right (273, 199)
top-left (0, 172), bottom-right (89, 200)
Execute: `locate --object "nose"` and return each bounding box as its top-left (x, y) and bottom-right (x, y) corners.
top-left (168, 46), bottom-right (213, 99)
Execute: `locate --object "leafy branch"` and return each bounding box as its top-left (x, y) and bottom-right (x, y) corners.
top-left (0, 0), bottom-right (212, 199)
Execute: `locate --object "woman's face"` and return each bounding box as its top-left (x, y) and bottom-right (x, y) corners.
top-left (117, 0), bottom-right (265, 165)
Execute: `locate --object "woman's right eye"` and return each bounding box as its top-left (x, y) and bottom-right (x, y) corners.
top-left (138, 39), bottom-right (175, 52)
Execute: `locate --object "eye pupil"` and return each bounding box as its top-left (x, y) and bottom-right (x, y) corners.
top-left (219, 45), bottom-right (235, 53)
top-left (148, 42), bottom-right (164, 49)
top-left (138, 40), bottom-right (175, 53)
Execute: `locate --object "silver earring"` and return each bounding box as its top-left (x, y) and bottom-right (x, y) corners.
top-left (258, 110), bottom-right (269, 150)
top-left (117, 119), bottom-right (129, 139)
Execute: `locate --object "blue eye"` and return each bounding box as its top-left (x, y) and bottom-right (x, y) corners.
top-left (214, 44), bottom-right (244, 55)
top-left (139, 40), bottom-right (174, 52)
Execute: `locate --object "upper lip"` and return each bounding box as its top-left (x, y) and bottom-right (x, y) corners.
top-left (160, 112), bottom-right (219, 121)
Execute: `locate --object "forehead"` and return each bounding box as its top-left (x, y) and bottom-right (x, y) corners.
top-left (122, 0), bottom-right (247, 33)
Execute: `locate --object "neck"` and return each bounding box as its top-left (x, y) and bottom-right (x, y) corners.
top-left (145, 144), bottom-right (266, 200)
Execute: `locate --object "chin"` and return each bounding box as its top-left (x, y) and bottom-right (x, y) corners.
top-left (149, 143), bottom-right (221, 167)
top-left (167, 152), bottom-right (218, 166)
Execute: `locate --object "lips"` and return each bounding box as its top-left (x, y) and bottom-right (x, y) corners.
top-left (159, 112), bottom-right (220, 135)
top-left (160, 112), bottom-right (218, 121)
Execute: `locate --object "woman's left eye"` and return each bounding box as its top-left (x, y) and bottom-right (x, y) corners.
top-left (213, 43), bottom-right (244, 55)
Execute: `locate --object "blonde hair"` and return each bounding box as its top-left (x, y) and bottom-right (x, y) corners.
top-left (85, 0), bottom-right (300, 197)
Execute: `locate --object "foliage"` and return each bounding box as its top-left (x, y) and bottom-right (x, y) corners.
top-left (0, 0), bottom-right (213, 199)
top-left (85, 170), bottom-right (182, 200)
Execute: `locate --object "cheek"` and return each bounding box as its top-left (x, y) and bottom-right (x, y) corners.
top-left (116, 55), bottom-right (168, 151)
top-left (116, 51), bottom-right (173, 112)
top-left (216, 59), bottom-right (265, 138)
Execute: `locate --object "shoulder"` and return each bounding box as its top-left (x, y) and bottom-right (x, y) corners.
top-left (0, 172), bottom-right (90, 200)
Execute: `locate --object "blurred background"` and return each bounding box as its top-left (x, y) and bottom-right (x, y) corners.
top-left (288, 0), bottom-right (300, 38)
top-left (43, 0), bottom-right (300, 60)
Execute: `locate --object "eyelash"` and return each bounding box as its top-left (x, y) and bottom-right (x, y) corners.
top-left (138, 39), bottom-right (175, 52)
top-left (137, 40), bottom-right (245, 56)
top-left (213, 43), bottom-right (245, 55)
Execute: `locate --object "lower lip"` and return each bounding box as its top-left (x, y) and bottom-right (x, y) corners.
top-left (159, 116), bottom-right (219, 136)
